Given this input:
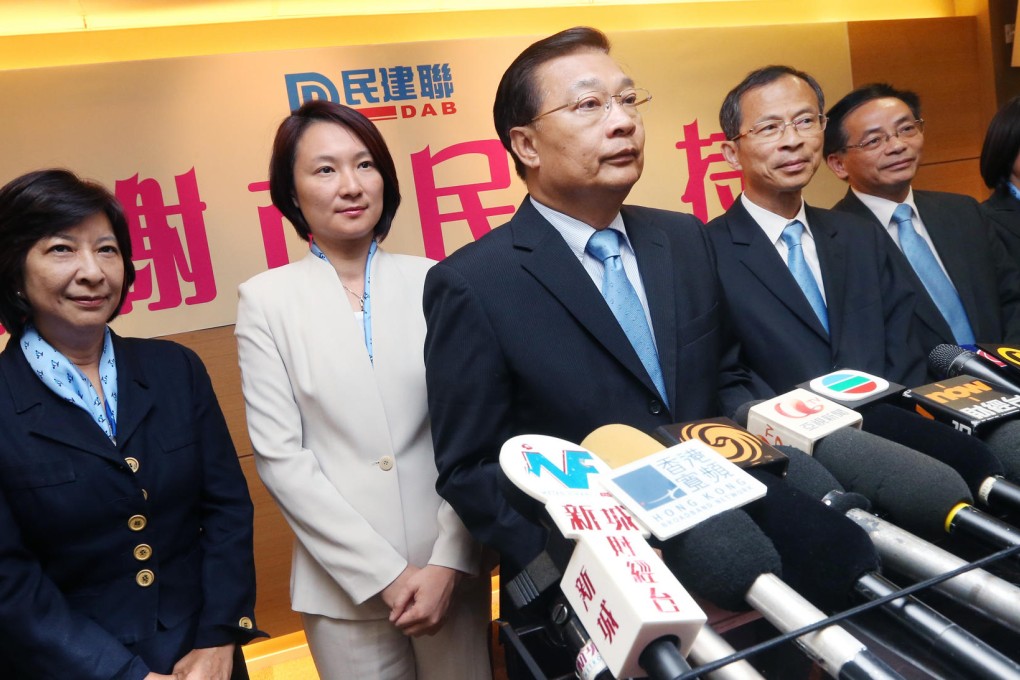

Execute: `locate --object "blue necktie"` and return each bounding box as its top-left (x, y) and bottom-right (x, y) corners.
top-left (781, 220), bottom-right (829, 333)
top-left (586, 229), bottom-right (669, 407)
top-left (892, 204), bottom-right (975, 345)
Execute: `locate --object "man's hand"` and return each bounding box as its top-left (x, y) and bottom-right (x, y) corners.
top-left (170, 644), bottom-right (235, 680)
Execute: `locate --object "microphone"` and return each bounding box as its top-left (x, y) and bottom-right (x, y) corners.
top-left (648, 422), bottom-right (1020, 678)
top-left (929, 344), bottom-right (1020, 396)
top-left (498, 434), bottom-right (704, 679)
top-left (737, 398), bottom-right (1020, 554)
top-left (584, 426), bottom-right (905, 680)
top-left (861, 403), bottom-right (1020, 515)
top-left (748, 468), bottom-right (1020, 680)
top-left (776, 444), bottom-right (1020, 636)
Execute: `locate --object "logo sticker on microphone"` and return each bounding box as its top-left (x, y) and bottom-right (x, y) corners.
top-left (808, 370), bottom-right (889, 402)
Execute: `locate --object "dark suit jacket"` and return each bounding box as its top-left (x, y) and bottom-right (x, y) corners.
top-left (981, 187), bottom-right (1020, 273)
top-left (704, 199), bottom-right (925, 394)
top-left (833, 189), bottom-right (1020, 353)
top-left (0, 334), bottom-right (263, 680)
top-left (423, 198), bottom-right (758, 578)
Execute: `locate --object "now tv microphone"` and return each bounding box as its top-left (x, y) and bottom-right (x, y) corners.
top-left (499, 434), bottom-right (704, 680)
top-left (584, 425), bottom-right (906, 680)
top-left (775, 444), bottom-right (1020, 636)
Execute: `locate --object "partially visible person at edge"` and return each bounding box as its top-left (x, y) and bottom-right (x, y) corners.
top-left (980, 94), bottom-right (1020, 269)
top-left (235, 100), bottom-right (491, 680)
top-left (0, 168), bottom-right (264, 680)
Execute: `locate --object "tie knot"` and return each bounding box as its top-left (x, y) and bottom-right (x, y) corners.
top-left (892, 203), bottom-right (913, 226)
top-left (781, 220), bottom-right (805, 248)
top-left (586, 228), bottom-right (622, 262)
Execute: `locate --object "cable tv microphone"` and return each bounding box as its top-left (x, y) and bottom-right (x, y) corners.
top-left (775, 444), bottom-right (1020, 636)
top-left (584, 426), bottom-right (905, 680)
top-left (499, 434), bottom-right (704, 679)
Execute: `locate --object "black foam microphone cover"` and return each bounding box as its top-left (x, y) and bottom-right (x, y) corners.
top-left (812, 428), bottom-right (973, 541)
top-left (982, 419), bottom-right (1020, 482)
top-left (747, 471), bottom-right (879, 612)
top-left (775, 444), bottom-right (844, 498)
top-left (659, 509), bottom-right (781, 612)
top-left (862, 403), bottom-right (1004, 493)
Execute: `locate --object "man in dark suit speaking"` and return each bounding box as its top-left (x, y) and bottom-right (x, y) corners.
top-left (825, 83), bottom-right (1020, 355)
top-left (423, 26), bottom-right (756, 597)
top-left (704, 66), bottom-right (924, 394)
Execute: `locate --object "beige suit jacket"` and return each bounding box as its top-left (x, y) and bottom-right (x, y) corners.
top-left (236, 249), bottom-right (479, 620)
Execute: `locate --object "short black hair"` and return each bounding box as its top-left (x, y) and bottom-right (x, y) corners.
top-left (493, 26), bottom-right (611, 179)
top-left (824, 83), bottom-right (921, 156)
top-left (980, 95), bottom-right (1020, 190)
top-left (269, 99), bottom-right (400, 243)
top-left (0, 169), bottom-right (135, 339)
top-left (719, 65), bottom-right (825, 141)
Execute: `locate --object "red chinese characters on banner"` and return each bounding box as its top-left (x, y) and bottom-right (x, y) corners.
top-left (116, 168), bottom-right (216, 313)
top-left (248, 181), bottom-right (290, 270)
top-left (410, 139), bottom-right (516, 260)
top-left (675, 119), bottom-right (743, 223)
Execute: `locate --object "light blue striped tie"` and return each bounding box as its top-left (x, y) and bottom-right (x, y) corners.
top-left (586, 229), bottom-right (669, 407)
top-left (781, 220), bottom-right (829, 333)
top-left (892, 204), bottom-right (974, 345)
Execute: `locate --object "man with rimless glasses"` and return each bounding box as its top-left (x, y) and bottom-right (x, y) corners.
top-left (704, 66), bottom-right (925, 394)
top-left (826, 83), bottom-right (1020, 356)
top-left (423, 26), bottom-right (757, 676)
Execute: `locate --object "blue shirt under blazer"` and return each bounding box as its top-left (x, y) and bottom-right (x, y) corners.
top-left (704, 198), bottom-right (926, 394)
top-left (424, 198), bottom-right (759, 580)
top-left (834, 189), bottom-right (1020, 355)
top-left (0, 333), bottom-right (262, 680)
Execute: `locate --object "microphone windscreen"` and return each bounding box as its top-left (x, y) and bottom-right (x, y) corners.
top-left (928, 343), bottom-right (967, 377)
top-left (747, 472), bottom-right (879, 612)
top-left (981, 419), bottom-right (1020, 482)
top-left (733, 400), bottom-right (765, 428)
top-left (813, 428), bottom-right (973, 540)
top-left (863, 403), bottom-right (1004, 491)
top-left (660, 509), bottom-right (781, 612)
top-left (825, 491), bottom-right (873, 514)
top-left (775, 444), bottom-right (844, 498)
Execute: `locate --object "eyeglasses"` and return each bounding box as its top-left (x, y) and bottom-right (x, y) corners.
top-left (841, 119), bottom-right (925, 153)
top-left (530, 88), bottom-right (652, 124)
top-left (730, 114), bottom-right (827, 142)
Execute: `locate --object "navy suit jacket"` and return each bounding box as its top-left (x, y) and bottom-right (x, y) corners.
top-left (981, 187), bottom-right (1020, 276)
top-left (834, 189), bottom-right (1020, 355)
top-left (423, 198), bottom-right (758, 578)
top-left (0, 334), bottom-right (262, 680)
top-left (704, 199), bottom-right (925, 394)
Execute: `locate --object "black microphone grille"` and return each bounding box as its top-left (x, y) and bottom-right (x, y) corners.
top-left (927, 343), bottom-right (970, 378)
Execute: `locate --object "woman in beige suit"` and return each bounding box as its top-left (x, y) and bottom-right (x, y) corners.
top-left (236, 101), bottom-right (491, 679)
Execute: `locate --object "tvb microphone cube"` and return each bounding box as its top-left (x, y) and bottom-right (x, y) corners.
top-left (797, 369), bottom-right (905, 410)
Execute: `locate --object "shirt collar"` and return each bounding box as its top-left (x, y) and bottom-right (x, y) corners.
top-left (852, 186), bottom-right (918, 225)
top-left (529, 196), bottom-right (630, 261)
top-left (740, 194), bottom-right (811, 246)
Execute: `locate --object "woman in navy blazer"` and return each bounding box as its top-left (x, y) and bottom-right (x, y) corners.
top-left (0, 169), bottom-right (263, 679)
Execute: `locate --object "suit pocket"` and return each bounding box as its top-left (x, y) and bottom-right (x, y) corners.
top-left (0, 459), bottom-right (76, 490)
top-left (159, 434), bottom-right (196, 454)
top-left (677, 303), bottom-right (719, 346)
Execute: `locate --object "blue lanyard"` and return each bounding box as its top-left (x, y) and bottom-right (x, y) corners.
top-left (311, 239), bottom-right (377, 365)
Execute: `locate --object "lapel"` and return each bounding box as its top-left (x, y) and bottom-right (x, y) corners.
top-left (726, 199), bottom-right (829, 341)
top-left (111, 333), bottom-right (155, 450)
top-left (806, 205), bottom-right (845, 347)
top-left (839, 189), bottom-right (950, 338)
top-left (913, 191), bottom-right (982, 323)
top-left (625, 207), bottom-right (677, 408)
top-left (511, 198), bottom-right (662, 401)
top-left (1, 334), bottom-right (126, 464)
